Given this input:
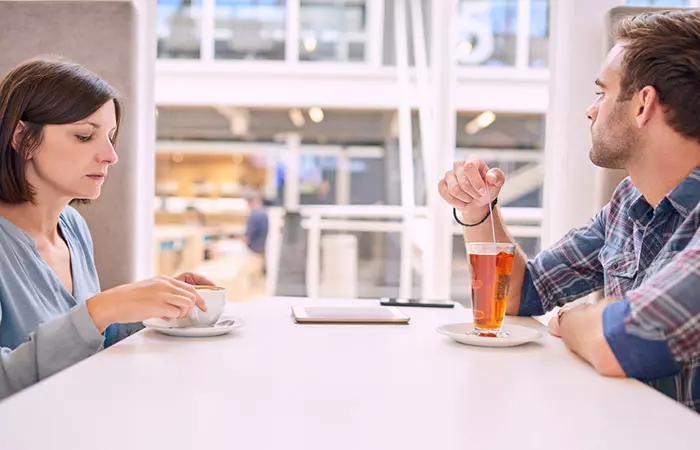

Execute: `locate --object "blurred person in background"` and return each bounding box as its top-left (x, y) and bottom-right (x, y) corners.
top-left (439, 10), bottom-right (700, 412)
top-left (235, 189), bottom-right (268, 300)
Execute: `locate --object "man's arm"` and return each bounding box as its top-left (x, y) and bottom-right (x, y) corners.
top-left (555, 295), bottom-right (684, 380)
top-left (554, 235), bottom-right (700, 380)
top-left (558, 301), bottom-right (625, 377)
top-left (438, 159), bottom-right (529, 315)
top-left (240, 214), bottom-right (258, 246)
top-left (439, 159), bottom-right (607, 317)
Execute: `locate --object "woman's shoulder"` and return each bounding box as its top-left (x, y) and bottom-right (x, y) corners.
top-left (59, 206), bottom-right (93, 249)
top-left (59, 205), bottom-right (89, 233)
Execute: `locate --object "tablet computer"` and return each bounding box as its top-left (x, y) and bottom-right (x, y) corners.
top-left (291, 305), bottom-right (410, 324)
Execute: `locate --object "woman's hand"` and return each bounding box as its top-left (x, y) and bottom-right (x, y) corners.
top-left (86, 276), bottom-right (208, 333)
top-left (174, 272), bottom-right (216, 287)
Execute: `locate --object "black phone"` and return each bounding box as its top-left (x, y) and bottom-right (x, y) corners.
top-left (379, 297), bottom-right (456, 308)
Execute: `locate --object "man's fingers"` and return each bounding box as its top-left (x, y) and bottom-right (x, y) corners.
top-left (485, 168), bottom-right (505, 188)
top-left (438, 179), bottom-right (469, 210)
top-left (463, 160), bottom-right (487, 195)
top-left (446, 171), bottom-right (474, 204)
top-left (547, 317), bottom-right (562, 338)
top-left (454, 165), bottom-right (482, 200)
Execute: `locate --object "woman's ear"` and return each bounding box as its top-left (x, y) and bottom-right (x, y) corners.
top-left (11, 120), bottom-right (27, 151)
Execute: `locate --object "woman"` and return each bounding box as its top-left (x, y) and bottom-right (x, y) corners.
top-left (0, 57), bottom-right (211, 400)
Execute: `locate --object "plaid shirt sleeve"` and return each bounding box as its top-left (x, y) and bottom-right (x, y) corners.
top-left (518, 206), bottom-right (608, 316)
top-left (622, 230), bottom-right (700, 364)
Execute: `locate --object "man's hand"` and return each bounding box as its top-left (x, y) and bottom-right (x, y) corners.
top-left (438, 159), bottom-right (505, 223)
top-left (548, 299), bottom-right (618, 338)
top-left (552, 299), bottom-right (625, 377)
top-left (548, 313), bottom-right (563, 338)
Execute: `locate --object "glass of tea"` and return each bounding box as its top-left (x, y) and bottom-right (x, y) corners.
top-left (466, 242), bottom-right (516, 337)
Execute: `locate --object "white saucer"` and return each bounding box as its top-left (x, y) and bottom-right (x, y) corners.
top-left (143, 315), bottom-right (246, 337)
top-left (437, 323), bottom-right (542, 348)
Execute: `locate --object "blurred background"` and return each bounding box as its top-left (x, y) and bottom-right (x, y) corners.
top-left (150, 0), bottom-right (694, 304)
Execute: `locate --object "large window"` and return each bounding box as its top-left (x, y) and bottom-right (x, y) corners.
top-left (457, 0), bottom-right (550, 68)
top-left (626, 0), bottom-right (693, 5)
top-left (214, 0), bottom-right (287, 60)
top-left (157, 0), bottom-right (202, 59)
top-left (529, 0), bottom-right (548, 67)
top-left (157, 0), bottom-right (374, 62)
top-left (457, 0), bottom-right (518, 67)
top-left (157, 0), bottom-right (552, 67)
top-left (299, 0), bottom-right (367, 62)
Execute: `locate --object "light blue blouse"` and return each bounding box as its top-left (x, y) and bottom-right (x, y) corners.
top-left (0, 206), bottom-right (137, 400)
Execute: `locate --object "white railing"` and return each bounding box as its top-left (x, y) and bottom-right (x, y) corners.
top-left (299, 205), bottom-right (541, 298)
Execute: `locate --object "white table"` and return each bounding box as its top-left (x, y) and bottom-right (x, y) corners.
top-left (0, 298), bottom-right (697, 449)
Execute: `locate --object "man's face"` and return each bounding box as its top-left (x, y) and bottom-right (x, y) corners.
top-left (585, 45), bottom-right (639, 170)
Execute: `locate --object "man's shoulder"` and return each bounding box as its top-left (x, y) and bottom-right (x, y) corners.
top-left (251, 208), bottom-right (269, 222)
top-left (611, 176), bottom-right (639, 204)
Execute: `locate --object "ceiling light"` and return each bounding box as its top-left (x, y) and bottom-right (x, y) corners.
top-left (456, 40), bottom-right (473, 58)
top-left (303, 36), bottom-right (318, 53)
top-left (172, 153), bottom-right (184, 163)
top-left (216, 106), bottom-right (249, 137)
top-left (289, 108), bottom-right (306, 127)
top-left (465, 111), bottom-right (496, 135)
top-left (308, 107), bottom-right (324, 123)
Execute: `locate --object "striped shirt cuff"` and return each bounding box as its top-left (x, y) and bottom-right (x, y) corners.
top-left (603, 299), bottom-right (681, 381)
top-left (518, 268), bottom-right (545, 316)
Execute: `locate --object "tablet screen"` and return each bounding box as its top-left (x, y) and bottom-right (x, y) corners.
top-left (303, 306), bottom-right (398, 319)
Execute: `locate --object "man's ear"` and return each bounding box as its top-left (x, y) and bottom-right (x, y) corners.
top-left (635, 85), bottom-right (659, 128)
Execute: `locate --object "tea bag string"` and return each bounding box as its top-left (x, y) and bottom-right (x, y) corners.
top-left (486, 185), bottom-right (496, 245)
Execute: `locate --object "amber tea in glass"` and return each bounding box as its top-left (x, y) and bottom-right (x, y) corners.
top-left (466, 243), bottom-right (516, 336)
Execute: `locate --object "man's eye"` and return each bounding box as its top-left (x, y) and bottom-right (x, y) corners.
top-left (76, 135), bottom-right (92, 142)
top-left (595, 91), bottom-right (604, 97)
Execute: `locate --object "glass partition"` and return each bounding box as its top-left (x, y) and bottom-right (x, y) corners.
top-left (214, 0), bottom-right (287, 60)
top-left (158, 0), bottom-right (203, 59)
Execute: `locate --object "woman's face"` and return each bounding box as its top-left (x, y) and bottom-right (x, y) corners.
top-left (25, 100), bottom-right (118, 202)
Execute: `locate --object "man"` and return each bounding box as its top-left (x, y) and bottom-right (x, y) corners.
top-left (439, 10), bottom-right (700, 412)
top-left (235, 190), bottom-right (268, 300)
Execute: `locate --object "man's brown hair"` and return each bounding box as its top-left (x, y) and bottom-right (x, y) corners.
top-left (0, 56), bottom-right (122, 204)
top-left (614, 9), bottom-right (700, 142)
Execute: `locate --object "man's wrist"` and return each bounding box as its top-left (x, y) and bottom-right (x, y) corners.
top-left (456, 205), bottom-right (490, 224)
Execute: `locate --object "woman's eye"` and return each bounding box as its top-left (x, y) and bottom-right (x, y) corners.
top-left (76, 135), bottom-right (92, 142)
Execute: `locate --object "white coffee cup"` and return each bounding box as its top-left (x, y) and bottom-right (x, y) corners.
top-left (169, 285), bottom-right (227, 328)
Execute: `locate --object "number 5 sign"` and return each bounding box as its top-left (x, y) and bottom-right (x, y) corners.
top-left (456, 2), bottom-right (495, 65)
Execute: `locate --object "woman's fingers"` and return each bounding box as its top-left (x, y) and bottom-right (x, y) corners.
top-left (166, 278), bottom-right (208, 312)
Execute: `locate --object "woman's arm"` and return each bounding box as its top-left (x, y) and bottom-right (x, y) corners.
top-left (0, 303), bottom-right (104, 401)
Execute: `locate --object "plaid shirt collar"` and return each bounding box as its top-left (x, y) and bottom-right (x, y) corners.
top-left (628, 166), bottom-right (700, 223)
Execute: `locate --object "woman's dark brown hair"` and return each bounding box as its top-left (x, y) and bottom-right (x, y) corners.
top-left (614, 10), bottom-right (700, 143)
top-left (0, 56), bottom-right (122, 204)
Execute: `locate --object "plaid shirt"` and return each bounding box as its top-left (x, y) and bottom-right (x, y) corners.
top-left (519, 167), bottom-right (700, 412)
